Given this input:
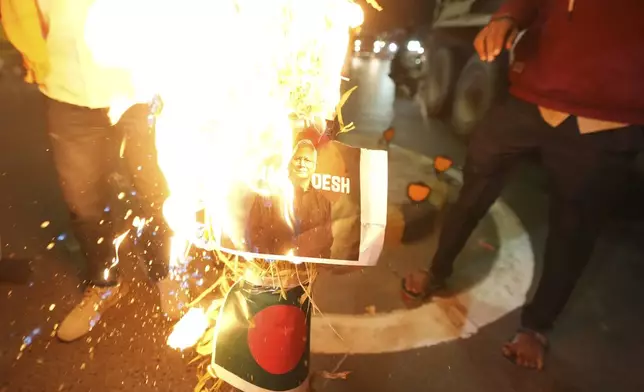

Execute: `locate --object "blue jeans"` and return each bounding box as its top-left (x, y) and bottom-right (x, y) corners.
top-left (46, 98), bottom-right (170, 286)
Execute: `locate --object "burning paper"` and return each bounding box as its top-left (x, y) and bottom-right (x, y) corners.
top-left (242, 137), bottom-right (387, 266)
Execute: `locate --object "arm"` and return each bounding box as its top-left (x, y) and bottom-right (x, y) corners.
top-left (293, 195), bottom-right (334, 258)
top-left (474, 0), bottom-right (541, 62)
top-left (312, 198), bottom-right (363, 274)
top-left (247, 196), bottom-right (270, 253)
top-left (319, 200), bottom-right (334, 256)
top-left (0, 0), bottom-right (50, 84)
top-left (248, 196), bottom-right (295, 255)
top-left (293, 220), bottom-right (333, 258)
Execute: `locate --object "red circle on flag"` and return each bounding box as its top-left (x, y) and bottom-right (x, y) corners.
top-left (247, 305), bottom-right (307, 375)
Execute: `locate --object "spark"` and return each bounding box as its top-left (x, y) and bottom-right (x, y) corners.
top-left (119, 137), bottom-right (127, 158)
top-left (103, 230), bottom-right (131, 279)
top-left (40, 221), bottom-right (50, 228)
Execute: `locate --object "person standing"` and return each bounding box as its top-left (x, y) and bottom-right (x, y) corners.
top-left (389, 26), bottom-right (418, 97)
top-left (402, 0), bottom-right (644, 369)
top-left (2, 0), bottom-right (188, 342)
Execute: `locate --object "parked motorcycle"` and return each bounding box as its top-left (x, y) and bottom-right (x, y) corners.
top-left (389, 39), bottom-right (424, 98)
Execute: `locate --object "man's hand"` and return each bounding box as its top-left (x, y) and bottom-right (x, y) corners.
top-left (474, 16), bottom-right (519, 62)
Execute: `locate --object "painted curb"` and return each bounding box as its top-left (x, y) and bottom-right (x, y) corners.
top-left (310, 161), bottom-right (535, 355)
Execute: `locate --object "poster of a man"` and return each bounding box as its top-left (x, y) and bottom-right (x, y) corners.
top-left (247, 139), bottom-right (334, 259)
top-left (237, 127), bottom-right (386, 266)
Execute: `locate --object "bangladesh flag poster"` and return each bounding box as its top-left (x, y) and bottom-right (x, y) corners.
top-left (211, 281), bottom-right (311, 392)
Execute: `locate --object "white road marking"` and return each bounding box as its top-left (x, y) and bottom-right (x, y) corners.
top-left (310, 164), bottom-right (534, 354)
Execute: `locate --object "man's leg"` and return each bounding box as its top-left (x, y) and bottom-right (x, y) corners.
top-left (117, 103), bottom-right (187, 319)
top-left (118, 104), bottom-right (170, 279)
top-left (46, 99), bottom-right (129, 342)
top-left (403, 97), bottom-right (543, 299)
top-left (504, 121), bottom-right (640, 369)
top-left (523, 124), bottom-right (639, 331)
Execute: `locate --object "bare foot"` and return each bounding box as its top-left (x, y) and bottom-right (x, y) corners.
top-left (501, 330), bottom-right (548, 370)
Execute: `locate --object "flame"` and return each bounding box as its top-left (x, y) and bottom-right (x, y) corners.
top-left (85, 0), bottom-right (363, 262)
top-left (102, 230), bottom-right (130, 280)
top-left (167, 307), bottom-right (210, 350)
top-left (85, 0), bottom-right (364, 353)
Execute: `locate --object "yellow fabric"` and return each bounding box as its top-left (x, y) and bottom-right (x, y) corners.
top-left (0, 0), bottom-right (49, 85)
top-left (538, 107), bottom-right (629, 134)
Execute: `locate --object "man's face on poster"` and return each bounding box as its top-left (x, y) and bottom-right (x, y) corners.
top-left (290, 142), bottom-right (317, 188)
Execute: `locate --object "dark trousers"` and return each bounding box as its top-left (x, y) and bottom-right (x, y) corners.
top-left (431, 96), bottom-right (642, 332)
top-left (46, 98), bottom-right (171, 286)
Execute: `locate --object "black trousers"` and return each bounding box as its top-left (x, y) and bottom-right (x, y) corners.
top-left (47, 98), bottom-right (171, 286)
top-left (430, 96), bottom-right (642, 332)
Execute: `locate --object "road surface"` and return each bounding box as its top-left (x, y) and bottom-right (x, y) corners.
top-left (0, 57), bottom-right (643, 392)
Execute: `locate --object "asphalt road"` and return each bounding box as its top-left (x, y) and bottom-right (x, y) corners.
top-left (0, 57), bottom-right (643, 392)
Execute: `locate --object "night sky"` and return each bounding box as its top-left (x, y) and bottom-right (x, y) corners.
top-left (357, 0), bottom-right (436, 33)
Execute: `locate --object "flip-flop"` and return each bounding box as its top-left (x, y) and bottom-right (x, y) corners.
top-left (401, 271), bottom-right (443, 308)
top-left (401, 270), bottom-right (451, 304)
top-left (400, 276), bottom-right (427, 300)
top-left (502, 328), bottom-right (548, 369)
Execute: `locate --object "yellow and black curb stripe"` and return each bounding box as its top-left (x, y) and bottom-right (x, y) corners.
top-left (384, 177), bottom-right (452, 247)
top-left (381, 137), bottom-right (456, 247)
top-left (384, 201), bottom-right (442, 246)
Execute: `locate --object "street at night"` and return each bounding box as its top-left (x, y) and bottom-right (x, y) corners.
top-left (1, 53), bottom-right (644, 391)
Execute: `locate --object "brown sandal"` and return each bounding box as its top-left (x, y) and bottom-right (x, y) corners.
top-left (400, 270), bottom-right (448, 306)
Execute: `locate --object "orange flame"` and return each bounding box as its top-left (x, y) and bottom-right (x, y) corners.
top-left (85, 0), bottom-right (364, 348)
top-left (85, 0), bottom-right (363, 265)
top-left (167, 307), bottom-right (210, 350)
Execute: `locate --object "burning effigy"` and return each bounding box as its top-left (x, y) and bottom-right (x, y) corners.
top-left (84, 0), bottom-right (385, 390)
